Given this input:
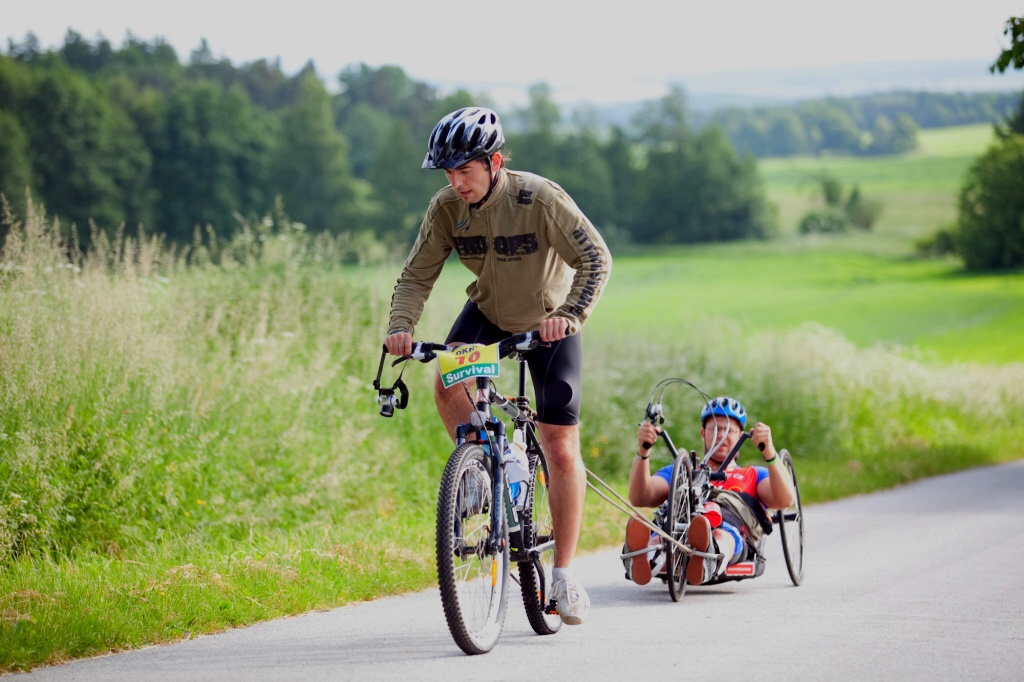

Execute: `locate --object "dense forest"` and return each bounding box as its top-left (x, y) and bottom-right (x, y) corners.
top-left (0, 31), bottom-right (1019, 251)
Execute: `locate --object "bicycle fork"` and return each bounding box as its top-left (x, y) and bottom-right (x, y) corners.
top-left (455, 385), bottom-right (521, 558)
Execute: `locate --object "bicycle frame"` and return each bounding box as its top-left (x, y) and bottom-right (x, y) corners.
top-left (452, 350), bottom-right (535, 558)
top-left (376, 331), bottom-right (563, 643)
top-left (373, 332), bottom-right (543, 560)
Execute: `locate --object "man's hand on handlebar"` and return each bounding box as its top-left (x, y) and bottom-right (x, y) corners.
top-left (638, 421), bottom-right (660, 454)
top-left (385, 331), bottom-right (413, 357)
top-left (538, 317), bottom-right (570, 343)
top-left (750, 422), bottom-right (777, 458)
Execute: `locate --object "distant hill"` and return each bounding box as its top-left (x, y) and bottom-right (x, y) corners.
top-left (575, 58), bottom-right (1024, 128)
top-left (676, 57), bottom-right (1024, 111)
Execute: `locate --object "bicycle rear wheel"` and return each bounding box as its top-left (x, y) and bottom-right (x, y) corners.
top-left (518, 442), bottom-right (561, 635)
top-left (775, 449), bottom-right (805, 586)
top-left (665, 453), bottom-right (694, 602)
top-left (436, 442), bottom-right (510, 655)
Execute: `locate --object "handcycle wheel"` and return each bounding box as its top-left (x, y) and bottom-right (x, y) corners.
top-left (517, 439), bottom-right (561, 635)
top-left (665, 452), bottom-right (694, 602)
top-left (774, 449), bottom-right (805, 586)
top-left (436, 442), bottom-right (510, 655)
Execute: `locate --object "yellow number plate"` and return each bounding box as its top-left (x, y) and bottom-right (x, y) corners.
top-left (436, 343), bottom-right (500, 389)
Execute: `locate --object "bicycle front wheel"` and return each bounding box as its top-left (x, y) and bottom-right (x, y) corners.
top-left (518, 443), bottom-right (561, 635)
top-left (436, 442), bottom-right (510, 655)
top-left (665, 453), bottom-right (694, 602)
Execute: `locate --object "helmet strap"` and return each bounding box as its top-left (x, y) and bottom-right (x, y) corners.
top-left (471, 154), bottom-right (501, 208)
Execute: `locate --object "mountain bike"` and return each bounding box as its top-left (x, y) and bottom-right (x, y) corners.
top-left (373, 330), bottom-right (561, 655)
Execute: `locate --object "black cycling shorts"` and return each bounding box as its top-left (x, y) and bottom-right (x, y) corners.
top-left (444, 301), bottom-right (582, 426)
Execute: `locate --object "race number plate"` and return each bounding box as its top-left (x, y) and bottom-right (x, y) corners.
top-left (437, 343), bottom-right (500, 389)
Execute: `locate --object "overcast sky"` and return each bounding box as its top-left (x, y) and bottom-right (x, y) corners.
top-left (4, 1), bottom-right (1023, 106)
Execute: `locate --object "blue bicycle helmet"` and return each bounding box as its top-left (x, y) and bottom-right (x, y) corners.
top-left (422, 107), bottom-right (505, 170)
top-left (700, 396), bottom-right (747, 428)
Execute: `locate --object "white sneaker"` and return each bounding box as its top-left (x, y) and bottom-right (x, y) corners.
top-left (551, 576), bottom-right (590, 625)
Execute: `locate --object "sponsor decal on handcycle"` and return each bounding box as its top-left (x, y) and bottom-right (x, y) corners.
top-left (724, 562), bottom-right (756, 576)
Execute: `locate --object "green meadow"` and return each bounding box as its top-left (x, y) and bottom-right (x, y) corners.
top-left (761, 122), bottom-right (996, 244)
top-left (3, 124), bottom-right (1023, 671)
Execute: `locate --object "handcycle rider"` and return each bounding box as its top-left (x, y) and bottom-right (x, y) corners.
top-left (623, 397), bottom-right (796, 586)
top-left (383, 106), bottom-right (612, 624)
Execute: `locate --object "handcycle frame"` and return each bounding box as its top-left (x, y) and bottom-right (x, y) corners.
top-left (374, 330), bottom-right (561, 655)
top-left (593, 378), bottom-right (805, 601)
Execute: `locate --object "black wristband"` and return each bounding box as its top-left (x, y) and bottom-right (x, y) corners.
top-left (636, 453), bottom-right (649, 460)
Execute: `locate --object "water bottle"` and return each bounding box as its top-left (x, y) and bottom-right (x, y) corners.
top-left (504, 429), bottom-right (530, 511)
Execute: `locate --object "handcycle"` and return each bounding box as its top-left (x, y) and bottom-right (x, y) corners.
top-left (373, 330), bottom-right (561, 655)
top-left (614, 378), bottom-right (805, 601)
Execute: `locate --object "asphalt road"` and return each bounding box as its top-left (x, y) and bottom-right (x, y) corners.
top-left (16, 460), bottom-right (1024, 682)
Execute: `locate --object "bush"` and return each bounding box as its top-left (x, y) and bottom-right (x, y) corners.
top-left (845, 186), bottom-right (883, 230)
top-left (915, 227), bottom-right (958, 257)
top-left (798, 174), bottom-right (881, 235)
top-left (954, 135), bottom-right (1024, 270)
top-left (799, 207), bottom-right (850, 234)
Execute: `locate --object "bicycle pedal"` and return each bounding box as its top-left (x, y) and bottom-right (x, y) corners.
top-left (545, 600), bottom-right (559, 615)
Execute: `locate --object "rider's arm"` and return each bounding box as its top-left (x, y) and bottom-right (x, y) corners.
top-left (628, 422), bottom-right (670, 508)
top-left (387, 201), bottom-right (455, 339)
top-left (752, 422), bottom-right (795, 509)
top-left (544, 192), bottom-right (612, 336)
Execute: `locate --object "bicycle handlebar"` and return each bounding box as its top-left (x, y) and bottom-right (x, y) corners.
top-left (406, 341), bottom-right (451, 362)
top-left (375, 331), bottom-right (546, 419)
top-left (401, 331), bottom-right (543, 364)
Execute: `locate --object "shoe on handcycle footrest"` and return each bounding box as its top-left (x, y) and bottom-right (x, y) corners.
top-left (622, 516), bottom-right (656, 585)
top-left (686, 514), bottom-right (722, 585)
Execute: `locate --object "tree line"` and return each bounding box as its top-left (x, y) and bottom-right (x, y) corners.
top-left (0, 32), bottom-right (774, 250)
top-left (2, 30), bottom-right (1022, 265)
top-left (696, 91), bottom-right (1021, 158)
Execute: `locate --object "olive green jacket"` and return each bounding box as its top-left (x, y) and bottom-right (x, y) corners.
top-left (388, 169), bottom-right (611, 336)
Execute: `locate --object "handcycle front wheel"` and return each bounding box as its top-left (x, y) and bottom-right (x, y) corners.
top-left (517, 442), bottom-right (561, 636)
top-left (436, 442), bottom-right (510, 655)
top-left (774, 448), bottom-right (805, 586)
top-left (665, 452), bottom-right (694, 602)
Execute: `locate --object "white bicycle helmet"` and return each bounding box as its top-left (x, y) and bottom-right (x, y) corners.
top-left (422, 107), bottom-right (505, 169)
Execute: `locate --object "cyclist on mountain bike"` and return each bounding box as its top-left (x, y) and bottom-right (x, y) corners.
top-left (383, 106), bottom-right (612, 624)
top-left (623, 397), bottom-right (795, 586)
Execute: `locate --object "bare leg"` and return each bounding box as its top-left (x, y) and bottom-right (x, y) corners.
top-left (713, 529), bottom-right (735, 567)
top-left (434, 371), bottom-right (474, 442)
top-left (536, 422), bottom-right (584, 569)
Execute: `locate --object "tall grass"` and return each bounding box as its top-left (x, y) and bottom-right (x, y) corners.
top-left (580, 324), bottom-right (1024, 501)
top-left (0, 197), bottom-right (402, 564)
top-left (3, 192), bottom-right (1024, 670)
